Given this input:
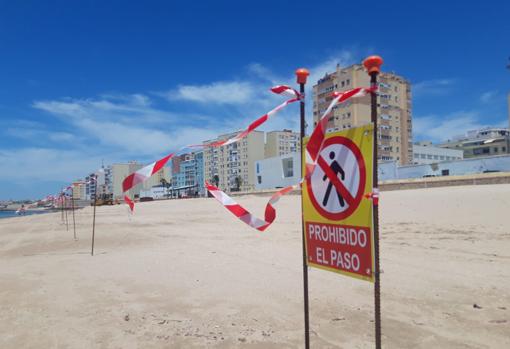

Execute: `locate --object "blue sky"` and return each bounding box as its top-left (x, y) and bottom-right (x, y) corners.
top-left (1, 0), bottom-right (509, 200)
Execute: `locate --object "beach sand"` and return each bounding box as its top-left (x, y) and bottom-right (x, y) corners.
top-left (0, 184), bottom-right (509, 348)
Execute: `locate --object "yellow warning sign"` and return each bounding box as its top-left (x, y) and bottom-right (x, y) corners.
top-left (303, 124), bottom-right (374, 282)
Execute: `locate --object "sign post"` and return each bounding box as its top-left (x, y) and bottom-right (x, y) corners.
top-left (61, 193), bottom-right (64, 223)
top-left (363, 55), bottom-right (383, 349)
top-left (65, 194), bottom-right (69, 231)
top-left (71, 190), bottom-right (77, 241)
top-left (91, 175), bottom-right (97, 256)
top-left (296, 67), bottom-right (310, 349)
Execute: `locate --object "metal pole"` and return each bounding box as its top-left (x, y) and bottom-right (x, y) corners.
top-left (91, 176), bottom-right (97, 256)
top-left (61, 194), bottom-right (64, 223)
top-left (296, 68), bottom-right (310, 349)
top-left (65, 194), bottom-right (69, 231)
top-left (72, 191), bottom-right (77, 240)
top-left (364, 55), bottom-right (383, 349)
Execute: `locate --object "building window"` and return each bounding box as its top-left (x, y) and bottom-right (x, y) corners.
top-left (282, 157), bottom-right (294, 178)
top-left (442, 169), bottom-right (450, 176)
top-left (257, 176), bottom-right (262, 184)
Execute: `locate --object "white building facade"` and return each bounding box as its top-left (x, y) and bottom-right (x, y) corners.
top-left (254, 152), bottom-right (301, 190)
top-left (412, 143), bottom-right (463, 164)
top-left (379, 154), bottom-right (510, 181)
top-left (139, 186), bottom-right (170, 199)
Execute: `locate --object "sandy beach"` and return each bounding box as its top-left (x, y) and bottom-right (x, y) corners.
top-left (0, 184), bottom-right (509, 348)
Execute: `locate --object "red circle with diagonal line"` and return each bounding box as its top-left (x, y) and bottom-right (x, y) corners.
top-left (306, 135), bottom-right (366, 220)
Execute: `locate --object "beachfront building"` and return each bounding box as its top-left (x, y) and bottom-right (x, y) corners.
top-left (85, 170), bottom-right (105, 200)
top-left (203, 130), bottom-right (265, 192)
top-left (412, 141), bottom-right (463, 165)
top-left (110, 162), bottom-right (171, 200)
top-left (71, 180), bottom-right (86, 200)
top-left (379, 154), bottom-right (510, 181)
top-left (139, 185), bottom-right (171, 199)
top-left (170, 151), bottom-right (205, 197)
top-left (264, 129), bottom-right (300, 158)
top-left (254, 152), bottom-right (301, 190)
top-left (313, 63), bottom-right (413, 164)
top-left (438, 128), bottom-right (510, 159)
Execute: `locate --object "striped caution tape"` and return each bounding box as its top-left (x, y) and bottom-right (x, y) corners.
top-left (122, 85), bottom-right (301, 212)
top-left (205, 87), bottom-right (374, 231)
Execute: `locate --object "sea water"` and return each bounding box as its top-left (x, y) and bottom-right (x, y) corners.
top-left (0, 210), bottom-right (51, 219)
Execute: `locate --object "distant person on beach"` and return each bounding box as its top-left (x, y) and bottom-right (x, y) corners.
top-left (16, 204), bottom-right (26, 215)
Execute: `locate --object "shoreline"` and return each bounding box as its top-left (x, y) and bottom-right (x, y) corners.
top-left (0, 209), bottom-right (57, 220)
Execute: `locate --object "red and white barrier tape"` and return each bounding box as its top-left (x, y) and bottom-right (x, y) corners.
top-left (205, 181), bottom-right (297, 231)
top-left (120, 83), bottom-right (373, 231)
top-left (122, 85), bottom-right (301, 211)
top-left (205, 86), bottom-right (374, 231)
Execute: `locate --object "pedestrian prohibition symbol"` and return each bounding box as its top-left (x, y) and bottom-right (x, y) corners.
top-left (302, 124), bottom-right (375, 282)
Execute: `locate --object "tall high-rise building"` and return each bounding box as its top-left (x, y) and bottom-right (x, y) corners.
top-left (203, 130), bottom-right (265, 192)
top-left (313, 64), bottom-right (413, 164)
top-left (265, 129), bottom-right (300, 158)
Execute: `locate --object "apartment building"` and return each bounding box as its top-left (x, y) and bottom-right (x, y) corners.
top-left (171, 151), bottom-right (205, 196)
top-left (71, 180), bottom-right (86, 200)
top-left (110, 162), bottom-right (170, 199)
top-left (438, 128), bottom-right (510, 158)
top-left (313, 63), bottom-right (413, 164)
top-left (265, 129), bottom-right (300, 158)
top-left (203, 130), bottom-right (265, 192)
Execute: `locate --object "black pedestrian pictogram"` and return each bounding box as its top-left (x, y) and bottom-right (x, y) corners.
top-left (322, 151), bottom-right (345, 207)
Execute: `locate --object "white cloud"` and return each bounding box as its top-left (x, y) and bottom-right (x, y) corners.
top-left (413, 78), bottom-right (456, 97)
top-left (413, 111), bottom-right (486, 142)
top-left (48, 132), bottom-right (75, 142)
top-left (19, 51), bottom-right (362, 191)
top-left (32, 93), bottom-right (229, 156)
top-left (33, 94), bottom-right (177, 125)
top-left (480, 90), bottom-right (498, 104)
top-left (5, 127), bottom-right (76, 143)
top-left (167, 81), bottom-right (256, 105)
top-left (0, 148), bottom-right (106, 182)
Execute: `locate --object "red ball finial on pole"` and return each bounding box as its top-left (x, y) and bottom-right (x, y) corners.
top-left (363, 55), bottom-right (383, 75)
top-left (295, 68), bottom-right (310, 84)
